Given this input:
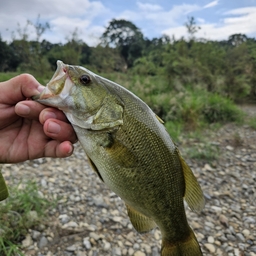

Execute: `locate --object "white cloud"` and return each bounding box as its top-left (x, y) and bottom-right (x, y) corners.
top-left (197, 18), bottom-right (205, 24)
top-left (0, 1), bottom-right (255, 46)
top-left (48, 17), bottom-right (104, 45)
top-left (203, 0), bottom-right (219, 9)
top-left (118, 3), bottom-right (200, 27)
top-left (224, 6), bottom-right (256, 16)
top-left (137, 2), bottom-right (163, 12)
top-left (0, 0), bottom-right (109, 45)
top-left (163, 6), bottom-right (256, 41)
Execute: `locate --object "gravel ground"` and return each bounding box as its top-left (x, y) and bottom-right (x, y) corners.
top-left (2, 105), bottom-right (256, 256)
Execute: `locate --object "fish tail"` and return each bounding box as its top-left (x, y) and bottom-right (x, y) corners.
top-left (161, 228), bottom-right (202, 256)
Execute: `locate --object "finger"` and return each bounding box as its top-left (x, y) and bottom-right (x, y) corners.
top-left (44, 140), bottom-right (74, 158)
top-left (39, 108), bottom-right (69, 124)
top-left (43, 119), bottom-right (77, 143)
top-left (15, 101), bottom-right (46, 120)
top-left (0, 74), bottom-right (44, 104)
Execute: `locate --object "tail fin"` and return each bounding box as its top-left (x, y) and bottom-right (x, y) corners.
top-left (161, 228), bottom-right (202, 256)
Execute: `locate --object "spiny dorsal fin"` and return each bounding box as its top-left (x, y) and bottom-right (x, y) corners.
top-left (155, 114), bottom-right (164, 124)
top-left (0, 171), bottom-right (9, 201)
top-left (126, 204), bottom-right (157, 233)
top-left (178, 151), bottom-right (205, 212)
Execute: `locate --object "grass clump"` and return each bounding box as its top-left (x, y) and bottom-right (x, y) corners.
top-left (248, 117), bottom-right (256, 130)
top-left (202, 93), bottom-right (244, 124)
top-left (0, 180), bottom-right (54, 256)
top-left (186, 142), bottom-right (220, 161)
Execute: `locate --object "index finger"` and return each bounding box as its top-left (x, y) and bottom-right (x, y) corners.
top-left (0, 74), bottom-right (45, 104)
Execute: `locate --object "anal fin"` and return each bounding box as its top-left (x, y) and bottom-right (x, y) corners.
top-left (126, 204), bottom-right (157, 233)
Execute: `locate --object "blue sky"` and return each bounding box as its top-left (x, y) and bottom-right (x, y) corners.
top-left (1, 0), bottom-right (256, 46)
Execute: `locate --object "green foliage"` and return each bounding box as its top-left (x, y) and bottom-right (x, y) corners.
top-left (100, 19), bottom-right (144, 67)
top-left (186, 142), bottom-right (220, 161)
top-left (0, 72), bottom-right (19, 82)
top-left (249, 117), bottom-right (256, 130)
top-left (0, 16), bottom-right (255, 131)
top-left (202, 94), bottom-right (243, 123)
top-left (0, 180), bottom-right (54, 255)
top-left (88, 46), bottom-right (126, 72)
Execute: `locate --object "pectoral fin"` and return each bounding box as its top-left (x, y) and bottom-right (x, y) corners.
top-left (105, 137), bottom-right (138, 168)
top-left (0, 171), bottom-right (9, 201)
top-left (126, 204), bottom-right (157, 233)
top-left (178, 151), bottom-right (205, 212)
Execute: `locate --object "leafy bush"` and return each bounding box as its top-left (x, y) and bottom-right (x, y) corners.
top-left (202, 94), bottom-right (243, 123)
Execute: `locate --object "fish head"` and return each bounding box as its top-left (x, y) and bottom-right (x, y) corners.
top-left (33, 60), bottom-right (112, 128)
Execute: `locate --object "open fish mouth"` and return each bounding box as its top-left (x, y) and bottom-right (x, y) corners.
top-left (32, 61), bottom-right (72, 102)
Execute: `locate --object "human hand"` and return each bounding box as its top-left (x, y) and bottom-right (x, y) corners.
top-left (0, 74), bottom-right (77, 163)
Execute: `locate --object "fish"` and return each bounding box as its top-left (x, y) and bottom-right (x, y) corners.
top-left (33, 60), bottom-right (205, 256)
top-left (0, 170), bottom-right (8, 201)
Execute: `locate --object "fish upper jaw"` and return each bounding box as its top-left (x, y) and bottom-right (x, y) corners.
top-left (32, 60), bottom-right (73, 108)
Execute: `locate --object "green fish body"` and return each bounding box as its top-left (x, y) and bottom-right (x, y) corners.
top-left (34, 61), bottom-right (205, 256)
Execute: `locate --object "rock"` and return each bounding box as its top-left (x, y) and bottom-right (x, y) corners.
top-left (134, 251), bottom-right (146, 256)
top-left (59, 214), bottom-right (70, 224)
top-left (112, 247), bottom-right (122, 256)
top-left (4, 108), bottom-right (256, 255)
top-left (103, 241), bottom-right (111, 251)
top-left (66, 245), bottom-right (77, 252)
top-left (112, 216), bottom-right (122, 222)
top-left (83, 237), bottom-right (91, 249)
top-left (22, 234), bottom-right (33, 248)
top-left (242, 229), bottom-right (250, 238)
top-left (211, 205), bottom-right (222, 213)
top-left (152, 246), bottom-right (159, 256)
top-left (207, 236), bottom-right (214, 243)
top-left (92, 195), bottom-right (107, 207)
top-left (26, 210), bottom-right (38, 222)
top-left (204, 243), bottom-right (216, 253)
top-left (226, 145), bottom-right (234, 151)
top-left (219, 214), bottom-right (229, 227)
top-left (251, 246), bottom-right (256, 253)
top-left (63, 221), bottom-right (78, 228)
top-left (203, 164), bottom-right (213, 171)
top-left (89, 232), bottom-right (100, 241)
top-left (31, 230), bottom-right (41, 240)
top-left (236, 233), bottom-right (245, 242)
top-left (38, 236), bottom-right (48, 249)
top-left (128, 248), bottom-right (135, 255)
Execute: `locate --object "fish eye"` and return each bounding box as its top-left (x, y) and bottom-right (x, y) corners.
top-left (80, 75), bottom-right (91, 85)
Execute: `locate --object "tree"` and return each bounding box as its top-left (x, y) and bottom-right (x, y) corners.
top-left (228, 34), bottom-right (247, 47)
top-left (100, 19), bottom-right (145, 68)
top-left (0, 36), bottom-right (15, 71)
top-left (185, 16), bottom-right (200, 41)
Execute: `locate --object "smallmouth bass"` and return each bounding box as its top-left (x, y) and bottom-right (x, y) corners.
top-left (34, 61), bottom-right (205, 256)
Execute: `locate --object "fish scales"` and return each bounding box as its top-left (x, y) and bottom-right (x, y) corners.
top-left (33, 60), bottom-right (205, 256)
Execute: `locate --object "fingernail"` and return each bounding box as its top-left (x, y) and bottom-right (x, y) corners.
top-left (67, 145), bottom-right (73, 155)
top-left (37, 85), bottom-right (45, 93)
top-left (43, 111), bottom-right (56, 122)
top-left (47, 121), bottom-right (61, 134)
top-left (18, 103), bottom-right (30, 115)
